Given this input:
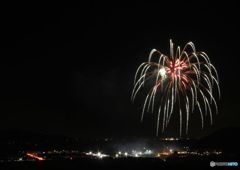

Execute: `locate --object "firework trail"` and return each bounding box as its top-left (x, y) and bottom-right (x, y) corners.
top-left (131, 40), bottom-right (220, 137)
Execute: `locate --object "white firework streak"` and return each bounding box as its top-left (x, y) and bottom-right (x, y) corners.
top-left (132, 39), bottom-right (220, 137)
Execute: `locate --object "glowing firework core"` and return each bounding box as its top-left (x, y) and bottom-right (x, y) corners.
top-left (166, 59), bottom-right (190, 86)
top-left (159, 68), bottom-right (166, 77)
top-left (132, 39), bottom-right (220, 137)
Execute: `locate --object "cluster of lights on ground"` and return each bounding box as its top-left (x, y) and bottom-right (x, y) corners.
top-left (1, 138), bottom-right (222, 162)
top-left (20, 147), bottom-right (222, 162)
top-left (86, 149), bottom-right (153, 159)
top-left (84, 148), bottom-right (221, 160)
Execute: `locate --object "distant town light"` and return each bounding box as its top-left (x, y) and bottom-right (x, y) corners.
top-left (97, 152), bottom-right (101, 157)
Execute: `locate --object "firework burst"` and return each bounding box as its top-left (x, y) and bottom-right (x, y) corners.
top-left (131, 40), bottom-right (220, 137)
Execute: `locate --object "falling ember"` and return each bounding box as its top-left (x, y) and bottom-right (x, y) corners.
top-left (131, 39), bottom-right (220, 137)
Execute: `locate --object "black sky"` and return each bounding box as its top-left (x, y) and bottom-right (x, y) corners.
top-left (0, 2), bottom-right (239, 138)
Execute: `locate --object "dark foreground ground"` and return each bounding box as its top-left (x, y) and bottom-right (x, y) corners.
top-left (1, 156), bottom-right (239, 170)
top-left (1, 128), bottom-right (239, 169)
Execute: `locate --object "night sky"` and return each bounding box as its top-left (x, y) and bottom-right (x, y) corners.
top-left (0, 2), bottom-right (239, 138)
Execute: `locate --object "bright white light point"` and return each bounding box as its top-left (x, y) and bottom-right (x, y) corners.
top-left (135, 154), bottom-right (138, 157)
top-left (124, 152), bottom-right (128, 156)
top-left (118, 151), bottom-right (122, 155)
top-left (170, 149), bottom-right (173, 153)
top-left (159, 67), bottom-right (166, 77)
top-left (97, 152), bottom-right (101, 156)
